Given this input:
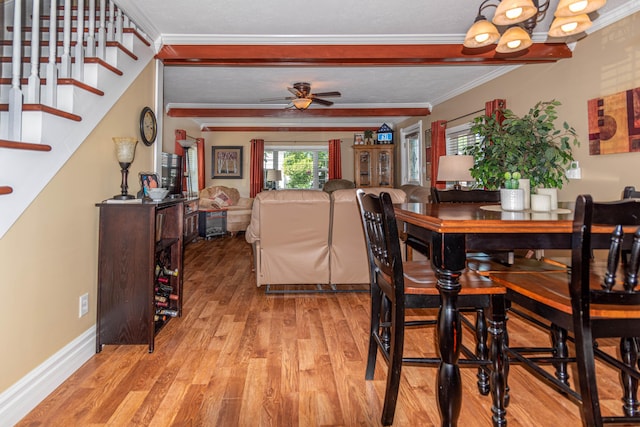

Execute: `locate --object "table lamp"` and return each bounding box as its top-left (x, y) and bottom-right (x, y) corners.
top-left (266, 169), bottom-right (282, 190)
top-left (437, 155), bottom-right (474, 190)
top-left (113, 137), bottom-right (138, 199)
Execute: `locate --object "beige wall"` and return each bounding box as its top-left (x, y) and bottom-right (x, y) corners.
top-left (398, 11), bottom-right (640, 203)
top-left (0, 61), bottom-right (157, 393)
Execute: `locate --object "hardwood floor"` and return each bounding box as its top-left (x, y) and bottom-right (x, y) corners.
top-left (16, 236), bottom-right (626, 426)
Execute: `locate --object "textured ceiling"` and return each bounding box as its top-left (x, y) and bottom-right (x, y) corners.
top-left (115, 0), bottom-right (638, 130)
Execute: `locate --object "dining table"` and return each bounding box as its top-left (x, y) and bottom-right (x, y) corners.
top-left (394, 201), bottom-right (576, 427)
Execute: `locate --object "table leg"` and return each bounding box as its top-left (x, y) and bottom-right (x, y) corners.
top-left (432, 232), bottom-right (466, 427)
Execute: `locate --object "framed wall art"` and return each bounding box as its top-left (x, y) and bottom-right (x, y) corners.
top-left (587, 86), bottom-right (640, 155)
top-left (212, 146), bottom-right (243, 179)
top-left (139, 172), bottom-right (159, 197)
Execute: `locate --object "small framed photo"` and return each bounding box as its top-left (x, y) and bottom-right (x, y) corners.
top-left (212, 146), bottom-right (243, 179)
top-left (354, 133), bottom-right (364, 145)
top-left (139, 172), bottom-right (160, 197)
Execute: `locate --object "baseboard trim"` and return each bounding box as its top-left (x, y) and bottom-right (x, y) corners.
top-left (0, 326), bottom-right (96, 426)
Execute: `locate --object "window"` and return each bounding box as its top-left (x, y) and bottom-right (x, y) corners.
top-left (446, 122), bottom-right (481, 155)
top-left (445, 123), bottom-right (481, 188)
top-left (264, 146), bottom-right (328, 190)
top-left (400, 121), bottom-right (423, 186)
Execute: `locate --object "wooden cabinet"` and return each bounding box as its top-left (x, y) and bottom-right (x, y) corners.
top-left (184, 198), bottom-right (199, 245)
top-left (95, 199), bottom-right (184, 353)
top-left (353, 144), bottom-right (394, 188)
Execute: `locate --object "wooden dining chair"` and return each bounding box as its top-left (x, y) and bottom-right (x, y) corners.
top-left (623, 185), bottom-right (640, 199)
top-left (356, 190), bottom-right (507, 426)
top-left (488, 194), bottom-right (640, 427)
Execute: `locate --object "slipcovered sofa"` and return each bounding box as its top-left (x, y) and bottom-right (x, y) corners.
top-left (245, 188), bottom-right (406, 287)
top-left (199, 185), bottom-right (254, 235)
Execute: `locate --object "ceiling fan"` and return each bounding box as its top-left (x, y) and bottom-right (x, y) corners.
top-left (261, 82), bottom-right (341, 110)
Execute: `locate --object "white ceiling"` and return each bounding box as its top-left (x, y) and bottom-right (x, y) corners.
top-left (115, 0), bottom-right (639, 130)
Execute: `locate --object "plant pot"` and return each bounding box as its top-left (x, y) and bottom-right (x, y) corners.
top-left (500, 188), bottom-right (524, 211)
top-left (536, 188), bottom-right (558, 211)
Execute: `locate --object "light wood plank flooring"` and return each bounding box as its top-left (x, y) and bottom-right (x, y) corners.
top-left (16, 236), bottom-right (627, 426)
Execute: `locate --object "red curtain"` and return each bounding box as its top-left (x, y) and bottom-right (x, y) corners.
top-left (431, 120), bottom-right (447, 189)
top-left (486, 99), bottom-right (506, 123)
top-left (328, 139), bottom-right (342, 179)
top-left (196, 137), bottom-right (205, 192)
top-left (249, 139), bottom-right (264, 198)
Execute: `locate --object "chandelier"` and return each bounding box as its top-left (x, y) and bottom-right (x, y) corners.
top-left (463, 0), bottom-right (606, 53)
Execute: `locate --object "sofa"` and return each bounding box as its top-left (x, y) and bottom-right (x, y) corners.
top-left (245, 188), bottom-right (406, 288)
top-left (199, 185), bottom-right (254, 235)
top-left (400, 184), bottom-right (432, 203)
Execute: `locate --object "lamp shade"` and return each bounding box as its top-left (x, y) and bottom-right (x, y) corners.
top-left (548, 14), bottom-right (592, 37)
top-left (437, 155), bottom-right (474, 182)
top-left (554, 0), bottom-right (606, 17)
top-left (464, 18), bottom-right (500, 48)
top-left (113, 137), bottom-right (138, 163)
top-left (292, 98), bottom-right (312, 110)
top-left (493, 0), bottom-right (538, 26)
top-left (496, 26), bottom-right (533, 53)
top-left (266, 169), bottom-right (282, 181)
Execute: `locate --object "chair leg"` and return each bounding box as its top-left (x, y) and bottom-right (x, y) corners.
top-left (620, 337), bottom-right (640, 416)
top-left (551, 324), bottom-right (570, 385)
top-left (474, 308), bottom-right (490, 395)
top-left (366, 283), bottom-right (383, 381)
top-left (488, 295), bottom-right (507, 427)
top-left (381, 302), bottom-right (404, 426)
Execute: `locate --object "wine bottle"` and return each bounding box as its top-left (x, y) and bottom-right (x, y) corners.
top-left (156, 308), bottom-right (178, 317)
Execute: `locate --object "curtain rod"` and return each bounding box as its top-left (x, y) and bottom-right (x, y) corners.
top-left (444, 108), bottom-right (485, 125)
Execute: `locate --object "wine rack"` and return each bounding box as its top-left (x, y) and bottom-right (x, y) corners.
top-left (96, 199), bottom-right (184, 353)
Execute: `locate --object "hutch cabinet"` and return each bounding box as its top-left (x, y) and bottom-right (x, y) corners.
top-left (183, 197), bottom-right (199, 245)
top-left (353, 144), bottom-right (394, 188)
top-left (95, 199), bottom-right (184, 353)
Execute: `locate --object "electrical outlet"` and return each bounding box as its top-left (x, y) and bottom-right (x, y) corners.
top-left (79, 293), bottom-right (89, 318)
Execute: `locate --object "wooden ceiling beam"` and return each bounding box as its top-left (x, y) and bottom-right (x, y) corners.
top-left (156, 43), bottom-right (572, 66)
top-left (167, 107), bottom-right (431, 118)
top-left (201, 126), bottom-right (376, 132)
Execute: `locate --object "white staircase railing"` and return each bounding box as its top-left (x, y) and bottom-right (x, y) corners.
top-left (1, 0), bottom-right (156, 239)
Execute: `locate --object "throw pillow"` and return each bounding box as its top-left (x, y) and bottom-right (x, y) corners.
top-left (211, 190), bottom-right (234, 208)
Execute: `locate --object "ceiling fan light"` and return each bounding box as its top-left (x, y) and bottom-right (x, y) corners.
top-left (292, 98), bottom-right (313, 110)
top-left (554, 0), bottom-right (606, 17)
top-left (548, 14), bottom-right (592, 37)
top-left (493, 0), bottom-right (538, 26)
top-left (464, 19), bottom-right (500, 48)
top-left (496, 26), bottom-right (532, 53)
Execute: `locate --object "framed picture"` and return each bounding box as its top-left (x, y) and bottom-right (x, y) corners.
top-left (139, 172), bottom-right (160, 197)
top-left (212, 146), bottom-right (243, 179)
top-left (354, 133), bottom-right (364, 145)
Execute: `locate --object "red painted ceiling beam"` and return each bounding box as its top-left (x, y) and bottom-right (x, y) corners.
top-left (201, 126), bottom-right (377, 132)
top-left (167, 107), bottom-right (431, 118)
top-left (156, 43), bottom-right (572, 66)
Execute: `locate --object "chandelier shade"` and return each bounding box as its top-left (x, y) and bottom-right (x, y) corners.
top-left (554, 0), bottom-right (606, 17)
top-left (464, 18), bottom-right (501, 48)
top-left (492, 0), bottom-right (538, 25)
top-left (548, 13), bottom-right (592, 37)
top-left (496, 26), bottom-right (533, 53)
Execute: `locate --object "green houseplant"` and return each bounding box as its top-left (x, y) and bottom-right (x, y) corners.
top-left (465, 100), bottom-right (579, 191)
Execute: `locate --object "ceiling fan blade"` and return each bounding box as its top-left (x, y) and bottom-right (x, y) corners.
top-left (311, 91), bottom-right (341, 98)
top-left (311, 98), bottom-right (334, 106)
top-left (260, 96), bottom-right (295, 102)
top-left (287, 87), bottom-right (303, 97)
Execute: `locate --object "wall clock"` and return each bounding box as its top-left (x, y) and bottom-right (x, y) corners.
top-left (139, 107), bottom-right (157, 146)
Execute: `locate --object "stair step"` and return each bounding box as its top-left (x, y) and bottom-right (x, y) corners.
top-left (0, 186), bottom-right (13, 195)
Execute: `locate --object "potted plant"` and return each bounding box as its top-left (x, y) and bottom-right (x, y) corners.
top-left (364, 129), bottom-right (374, 145)
top-left (465, 100), bottom-right (579, 191)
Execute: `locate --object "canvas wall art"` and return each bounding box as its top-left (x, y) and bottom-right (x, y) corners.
top-left (587, 87), bottom-right (640, 155)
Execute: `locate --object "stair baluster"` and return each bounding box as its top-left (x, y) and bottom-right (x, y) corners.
top-left (27, 0), bottom-right (42, 104)
top-left (8, 0), bottom-right (23, 141)
top-left (45, 0), bottom-right (58, 107)
top-left (73, 0), bottom-right (85, 81)
top-left (61, 0), bottom-right (72, 78)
